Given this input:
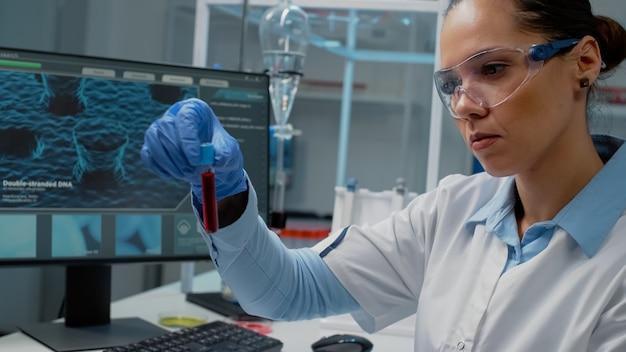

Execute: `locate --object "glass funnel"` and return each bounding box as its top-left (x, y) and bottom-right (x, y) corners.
top-left (259, 0), bottom-right (310, 129)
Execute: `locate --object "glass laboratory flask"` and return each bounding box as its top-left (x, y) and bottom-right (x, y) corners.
top-left (259, 0), bottom-right (310, 129)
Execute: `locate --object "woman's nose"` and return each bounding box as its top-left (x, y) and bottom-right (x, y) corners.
top-left (452, 87), bottom-right (488, 120)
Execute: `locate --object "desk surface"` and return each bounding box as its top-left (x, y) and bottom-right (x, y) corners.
top-left (0, 270), bottom-right (414, 351)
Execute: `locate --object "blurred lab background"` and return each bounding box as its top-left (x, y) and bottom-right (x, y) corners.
top-left (0, 0), bottom-right (624, 335)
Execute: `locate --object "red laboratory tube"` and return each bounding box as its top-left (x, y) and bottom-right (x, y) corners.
top-left (201, 168), bottom-right (218, 233)
top-left (200, 143), bottom-right (218, 233)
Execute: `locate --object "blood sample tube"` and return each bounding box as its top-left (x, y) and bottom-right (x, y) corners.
top-left (200, 143), bottom-right (218, 233)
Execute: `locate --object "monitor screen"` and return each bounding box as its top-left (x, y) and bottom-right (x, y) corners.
top-left (0, 47), bottom-right (270, 351)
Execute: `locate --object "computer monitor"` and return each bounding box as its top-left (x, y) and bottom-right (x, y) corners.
top-left (0, 46), bottom-right (269, 351)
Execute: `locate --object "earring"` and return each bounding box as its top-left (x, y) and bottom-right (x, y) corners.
top-left (580, 78), bottom-right (590, 88)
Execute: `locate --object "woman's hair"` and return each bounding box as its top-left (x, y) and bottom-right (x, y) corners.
top-left (445, 0), bottom-right (626, 75)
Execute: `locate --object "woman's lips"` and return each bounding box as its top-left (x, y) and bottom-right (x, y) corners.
top-left (470, 134), bottom-right (499, 151)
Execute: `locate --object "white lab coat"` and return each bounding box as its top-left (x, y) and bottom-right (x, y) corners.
top-left (313, 172), bottom-right (626, 352)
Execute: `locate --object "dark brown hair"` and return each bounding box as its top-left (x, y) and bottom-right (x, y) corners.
top-left (445, 0), bottom-right (626, 74)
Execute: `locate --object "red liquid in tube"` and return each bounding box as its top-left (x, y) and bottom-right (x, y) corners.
top-left (201, 169), bottom-right (218, 233)
top-left (199, 143), bottom-right (218, 233)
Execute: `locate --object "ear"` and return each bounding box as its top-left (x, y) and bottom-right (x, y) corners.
top-left (574, 35), bottom-right (603, 86)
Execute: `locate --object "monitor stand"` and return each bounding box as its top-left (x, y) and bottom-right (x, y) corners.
top-left (20, 317), bottom-right (167, 352)
top-left (20, 265), bottom-right (167, 352)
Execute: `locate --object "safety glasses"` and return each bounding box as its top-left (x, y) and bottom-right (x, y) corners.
top-left (434, 39), bottom-right (580, 119)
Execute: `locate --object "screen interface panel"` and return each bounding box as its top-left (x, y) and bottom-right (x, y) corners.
top-left (0, 48), bottom-right (269, 264)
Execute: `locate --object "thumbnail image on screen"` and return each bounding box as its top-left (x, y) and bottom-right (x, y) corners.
top-left (115, 214), bottom-right (162, 255)
top-left (173, 213), bottom-right (211, 255)
top-left (0, 214), bottom-right (37, 258)
top-left (51, 214), bottom-right (102, 257)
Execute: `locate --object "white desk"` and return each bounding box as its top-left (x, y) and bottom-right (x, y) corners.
top-left (0, 270), bottom-right (413, 351)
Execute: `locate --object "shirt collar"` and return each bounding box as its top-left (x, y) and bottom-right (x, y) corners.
top-left (556, 135), bottom-right (626, 257)
top-left (467, 177), bottom-right (515, 231)
top-left (467, 135), bottom-right (626, 257)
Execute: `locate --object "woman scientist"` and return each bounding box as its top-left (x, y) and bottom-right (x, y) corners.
top-left (141, 0), bottom-right (626, 350)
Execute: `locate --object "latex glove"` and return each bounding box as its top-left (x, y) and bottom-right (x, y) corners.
top-left (140, 98), bottom-right (247, 201)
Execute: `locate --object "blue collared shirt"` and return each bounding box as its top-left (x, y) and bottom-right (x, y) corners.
top-left (467, 135), bottom-right (626, 273)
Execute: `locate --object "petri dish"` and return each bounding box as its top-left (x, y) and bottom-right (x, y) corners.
top-left (224, 316), bottom-right (273, 335)
top-left (158, 310), bottom-right (208, 328)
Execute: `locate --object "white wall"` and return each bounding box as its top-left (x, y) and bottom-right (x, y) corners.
top-left (84, 0), bottom-right (176, 62)
top-left (0, 0), bottom-right (58, 52)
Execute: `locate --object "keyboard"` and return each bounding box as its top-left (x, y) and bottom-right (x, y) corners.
top-left (102, 320), bottom-right (283, 352)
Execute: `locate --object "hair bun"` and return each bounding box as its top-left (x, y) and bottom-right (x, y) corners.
top-left (595, 15), bottom-right (626, 73)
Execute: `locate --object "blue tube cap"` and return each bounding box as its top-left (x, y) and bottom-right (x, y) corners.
top-left (346, 178), bottom-right (358, 192)
top-left (200, 143), bottom-right (215, 166)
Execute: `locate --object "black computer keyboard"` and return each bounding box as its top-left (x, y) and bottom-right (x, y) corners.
top-left (103, 320), bottom-right (283, 352)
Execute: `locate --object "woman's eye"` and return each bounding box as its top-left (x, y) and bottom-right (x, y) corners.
top-left (441, 78), bottom-right (461, 95)
top-left (482, 63), bottom-right (507, 77)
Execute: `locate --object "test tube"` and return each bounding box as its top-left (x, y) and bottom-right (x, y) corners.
top-left (391, 177), bottom-right (406, 212)
top-left (200, 143), bottom-right (218, 233)
top-left (342, 178), bottom-right (358, 226)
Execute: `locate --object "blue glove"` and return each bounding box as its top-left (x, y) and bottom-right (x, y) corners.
top-left (140, 98), bottom-right (247, 201)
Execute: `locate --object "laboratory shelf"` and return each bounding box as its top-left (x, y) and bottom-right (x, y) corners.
top-left (309, 40), bottom-right (435, 64)
top-left (211, 4), bottom-right (436, 65)
top-left (296, 91), bottom-right (408, 105)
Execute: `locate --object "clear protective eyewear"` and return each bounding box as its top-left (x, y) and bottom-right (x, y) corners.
top-left (434, 39), bottom-right (580, 119)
